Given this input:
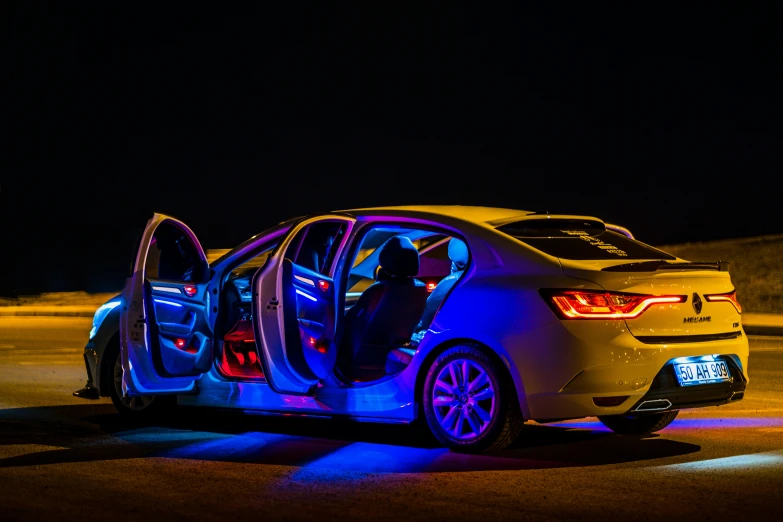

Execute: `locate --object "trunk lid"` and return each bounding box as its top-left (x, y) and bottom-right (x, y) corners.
top-left (560, 259), bottom-right (742, 339)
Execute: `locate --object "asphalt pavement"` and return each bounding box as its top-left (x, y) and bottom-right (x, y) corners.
top-left (2, 303), bottom-right (782, 335)
top-left (1, 316), bottom-right (782, 521)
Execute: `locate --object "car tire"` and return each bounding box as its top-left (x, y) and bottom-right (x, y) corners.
top-left (108, 349), bottom-right (175, 419)
top-left (597, 410), bottom-right (679, 435)
top-left (423, 344), bottom-right (523, 453)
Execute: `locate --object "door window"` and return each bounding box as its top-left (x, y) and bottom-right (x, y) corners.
top-left (285, 221), bottom-right (347, 275)
top-left (145, 221), bottom-right (206, 282)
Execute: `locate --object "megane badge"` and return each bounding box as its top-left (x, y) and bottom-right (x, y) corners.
top-left (692, 293), bottom-right (703, 314)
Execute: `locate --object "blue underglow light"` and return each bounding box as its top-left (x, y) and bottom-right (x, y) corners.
top-left (159, 431), bottom-right (291, 460)
top-left (153, 298), bottom-right (183, 307)
top-left (655, 417), bottom-right (783, 430)
top-left (295, 289), bottom-right (317, 302)
top-left (115, 428), bottom-right (231, 444)
top-left (292, 442), bottom-right (449, 481)
top-left (548, 416), bottom-right (783, 432)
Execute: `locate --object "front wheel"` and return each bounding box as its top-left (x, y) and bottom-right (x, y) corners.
top-left (598, 410), bottom-right (679, 435)
top-left (422, 344), bottom-right (523, 453)
top-left (109, 350), bottom-right (175, 419)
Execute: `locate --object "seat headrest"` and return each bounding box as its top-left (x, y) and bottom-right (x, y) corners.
top-left (448, 238), bottom-right (469, 270)
top-left (379, 236), bottom-right (419, 278)
top-left (375, 265), bottom-right (391, 281)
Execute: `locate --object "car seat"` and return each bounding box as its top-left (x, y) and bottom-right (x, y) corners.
top-left (340, 236), bottom-right (429, 381)
top-left (415, 237), bottom-right (469, 332)
top-left (384, 238), bottom-right (469, 375)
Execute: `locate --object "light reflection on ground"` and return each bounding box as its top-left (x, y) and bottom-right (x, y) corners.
top-left (112, 421), bottom-right (700, 476)
top-left (657, 450), bottom-right (783, 471)
top-left (546, 416), bottom-right (783, 431)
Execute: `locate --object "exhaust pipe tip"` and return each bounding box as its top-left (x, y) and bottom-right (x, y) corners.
top-left (634, 399), bottom-right (672, 412)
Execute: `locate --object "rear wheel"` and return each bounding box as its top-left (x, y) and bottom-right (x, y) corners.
top-left (598, 410), bottom-right (679, 435)
top-left (109, 350), bottom-right (175, 419)
top-left (423, 344), bottom-right (523, 453)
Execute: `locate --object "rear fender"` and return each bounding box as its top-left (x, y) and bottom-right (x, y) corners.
top-left (415, 330), bottom-right (531, 419)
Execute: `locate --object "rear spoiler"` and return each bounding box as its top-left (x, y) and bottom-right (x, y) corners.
top-left (605, 223), bottom-right (634, 239)
top-left (602, 260), bottom-right (730, 272)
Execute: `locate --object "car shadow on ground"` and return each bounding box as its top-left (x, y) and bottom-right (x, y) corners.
top-left (0, 403), bottom-right (700, 473)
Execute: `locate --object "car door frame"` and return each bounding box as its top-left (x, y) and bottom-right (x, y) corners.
top-left (252, 214), bottom-right (355, 395)
top-left (120, 213), bottom-right (213, 396)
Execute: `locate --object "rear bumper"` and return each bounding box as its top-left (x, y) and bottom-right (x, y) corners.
top-left (523, 334), bottom-right (749, 422)
top-left (627, 356), bottom-right (747, 413)
top-left (508, 312), bottom-right (750, 421)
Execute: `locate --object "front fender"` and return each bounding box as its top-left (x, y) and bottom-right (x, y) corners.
top-left (92, 307), bottom-right (122, 396)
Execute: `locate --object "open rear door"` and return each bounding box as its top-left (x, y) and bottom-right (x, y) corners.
top-left (253, 216), bottom-right (353, 395)
top-left (120, 213), bottom-right (213, 396)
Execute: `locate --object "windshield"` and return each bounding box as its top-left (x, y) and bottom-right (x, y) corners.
top-left (211, 218), bottom-right (299, 267)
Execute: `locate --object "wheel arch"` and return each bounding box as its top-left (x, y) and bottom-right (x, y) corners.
top-left (98, 332), bottom-right (121, 397)
top-left (414, 337), bottom-right (529, 420)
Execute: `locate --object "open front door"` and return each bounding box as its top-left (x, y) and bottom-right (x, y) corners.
top-left (120, 213), bottom-right (213, 396)
top-left (253, 216), bottom-right (353, 395)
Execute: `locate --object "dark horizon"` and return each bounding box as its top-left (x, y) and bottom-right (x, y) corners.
top-left (6, 3), bottom-right (783, 297)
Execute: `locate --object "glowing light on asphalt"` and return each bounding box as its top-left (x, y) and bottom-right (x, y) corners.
top-left (657, 450), bottom-right (783, 471)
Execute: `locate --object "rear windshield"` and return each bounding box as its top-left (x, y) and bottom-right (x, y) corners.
top-left (496, 219), bottom-right (676, 260)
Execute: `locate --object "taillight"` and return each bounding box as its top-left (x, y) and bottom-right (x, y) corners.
top-left (705, 290), bottom-right (742, 313)
top-left (540, 289), bottom-right (686, 319)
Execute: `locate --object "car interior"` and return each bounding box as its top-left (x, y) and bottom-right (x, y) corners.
top-left (338, 235), bottom-right (430, 381)
top-left (211, 222), bottom-right (469, 385)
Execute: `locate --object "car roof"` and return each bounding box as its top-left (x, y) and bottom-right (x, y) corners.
top-left (339, 205), bottom-right (536, 225)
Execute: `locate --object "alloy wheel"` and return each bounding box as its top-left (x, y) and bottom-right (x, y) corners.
top-left (431, 358), bottom-right (497, 440)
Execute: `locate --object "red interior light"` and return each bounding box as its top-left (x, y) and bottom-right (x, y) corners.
top-left (175, 338), bottom-right (186, 349)
top-left (310, 337), bottom-right (328, 354)
top-left (318, 280), bottom-right (330, 291)
top-left (426, 282), bottom-right (437, 293)
top-left (183, 285), bottom-right (197, 297)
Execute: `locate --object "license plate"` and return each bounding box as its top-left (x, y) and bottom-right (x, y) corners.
top-left (674, 360), bottom-right (731, 386)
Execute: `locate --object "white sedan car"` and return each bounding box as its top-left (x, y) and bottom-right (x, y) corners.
top-left (75, 205), bottom-right (749, 453)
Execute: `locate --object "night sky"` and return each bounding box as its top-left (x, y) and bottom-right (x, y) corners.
top-left (6, 3), bottom-right (783, 297)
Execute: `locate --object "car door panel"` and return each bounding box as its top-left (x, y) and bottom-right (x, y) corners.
top-left (253, 216), bottom-right (354, 395)
top-left (146, 280), bottom-right (212, 376)
top-left (121, 214), bottom-right (212, 396)
top-left (287, 261), bottom-right (336, 380)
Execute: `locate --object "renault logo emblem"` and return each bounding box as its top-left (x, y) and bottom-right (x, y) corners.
top-left (692, 293), bottom-right (703, 314)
